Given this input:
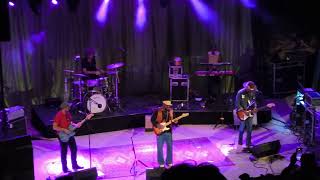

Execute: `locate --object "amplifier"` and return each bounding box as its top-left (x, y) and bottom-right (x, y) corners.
top-left (170, 75), bottom-right (189, 101)
top-left (0, 106), bottom-right (25, 122)
top-left (305, 91), bottom-right (320, 107)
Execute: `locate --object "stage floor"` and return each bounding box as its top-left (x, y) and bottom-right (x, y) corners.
top-left (33, 121), bottom-right (302, 179)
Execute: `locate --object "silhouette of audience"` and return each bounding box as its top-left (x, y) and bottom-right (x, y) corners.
top-left (238, 152), bottom-right (320, 180)
top-left (161, 151), bottom-right (319, 180)
top-left (161, 162), bottom-right (226, 180)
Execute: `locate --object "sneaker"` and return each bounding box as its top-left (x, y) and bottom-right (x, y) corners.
top-left (167, 164), bottom-right (173, 168)
top-left (63, 168), bottom-right (71, 173)
top-left (159, 164), bottom-right (165, 168)
top-left (72, 165), bottom-right (84, 170)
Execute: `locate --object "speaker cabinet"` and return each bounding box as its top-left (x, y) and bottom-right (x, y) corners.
top-left (170, 76), bottom-right (190, 101)
top-left (0, 0), bottom-right (11, 41)
top-left (0, 135), bottom-right (34, 180)
top-left (251, 140), bottom-right (281, 158)
top-left (146, 168), bottom-right (165, 180)
top-left (55, 167), bottom-right (98, 180)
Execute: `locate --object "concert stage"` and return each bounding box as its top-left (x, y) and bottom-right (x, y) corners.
top-left (31, 96), bottom-right (272, 138)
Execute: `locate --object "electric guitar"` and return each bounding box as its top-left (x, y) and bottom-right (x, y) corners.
top-left (58, 113), bottom-right (94, 142)
top-left (153, 113), bottom-right (189, 135)
top-left (237, 103), bottom-right (275, 121)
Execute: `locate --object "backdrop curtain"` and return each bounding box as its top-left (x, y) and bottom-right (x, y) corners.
top-left (0, 0), bottom-right (253, 106)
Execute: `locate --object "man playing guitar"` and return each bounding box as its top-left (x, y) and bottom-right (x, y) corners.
top-left (151, 100), bottom-right (176, 168)
top-left (53, 102), bottom-right (93, 173)
top-left (235, 81), bottom-right (260, 152)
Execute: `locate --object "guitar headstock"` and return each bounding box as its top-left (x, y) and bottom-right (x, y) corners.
top-left (181, 113), bottom-right (190, 117)
top-left (266, 103), bottom-right (276, 108)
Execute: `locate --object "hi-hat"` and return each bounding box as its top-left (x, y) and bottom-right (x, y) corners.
top-left (73, 73), bottom-right (87, 78)
top-left (106, 62), bottom-right (124, 70)
top-left (64, 69), bottom-right (74, 73)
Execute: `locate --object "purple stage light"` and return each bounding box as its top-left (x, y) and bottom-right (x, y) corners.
top-left (240, 0), bottom-right (256, 8)
top-left (51, 0), bottom-right (58, 5)
top-left (8, 1), bottom-right (15, 7)
top-left (189, 0), bottom-right (213, 22)
top-left (135, 0), bottom-right (146, 31)
top-left (96, 0), bottom-right (111, 25)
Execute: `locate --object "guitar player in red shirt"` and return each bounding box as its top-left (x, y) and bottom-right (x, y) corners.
top-left (53, 102), bottom-right (93, 173)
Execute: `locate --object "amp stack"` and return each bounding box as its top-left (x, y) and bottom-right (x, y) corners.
top-left (301, 88), bottom-right (320, 145)
top-left (168, 57), bottom-right (189, 102)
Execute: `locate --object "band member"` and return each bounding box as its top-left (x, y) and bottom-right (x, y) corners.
top-left (235, 81), bottom-right (257, 151)
top-left (81, 48), bottom-right (104, 79)
top-left (151, 101), bottom-right (175, 168)
top-left (53, 102), bottom-right (93, 173)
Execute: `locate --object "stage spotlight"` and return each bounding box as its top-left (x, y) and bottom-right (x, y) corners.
top-left (96, 0), bottom-right (111, 25)
top-left (28, 0), bottom-right (42, 15)
top-left (51, 0), bottom-right (58, 5)
top-left (136, 0), bottom-right (146, 30)
top-left (8, 1), bottom-right (15, 7)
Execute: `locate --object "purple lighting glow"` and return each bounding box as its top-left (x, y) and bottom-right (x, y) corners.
top-left (51, 0), bottom-right (58, 5)
top-left (189, 0), bottom-right (213, 23)
top-left (240, 0), bottom-right (256, 8)
top-left (8, 1), bottom-right (15, 7)
top-left (96, 0), bottom-right (111, 25)
top-left (135, 0), bottom-right (146, 31)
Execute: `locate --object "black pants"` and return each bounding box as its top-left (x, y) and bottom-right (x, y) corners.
top-left (59, 136), bottom-right (78, 170)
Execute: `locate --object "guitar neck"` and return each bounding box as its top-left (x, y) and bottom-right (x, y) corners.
top-left (163, 115), bottom-right (184, 126)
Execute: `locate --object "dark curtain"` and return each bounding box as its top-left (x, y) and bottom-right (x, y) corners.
top-left (0, 0), bottom-right (253, 106)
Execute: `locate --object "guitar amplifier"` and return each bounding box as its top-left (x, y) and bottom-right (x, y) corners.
top-left (170, 75), bottom-right (189, 101)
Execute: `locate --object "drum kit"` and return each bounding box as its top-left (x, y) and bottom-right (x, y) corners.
top-left (64, 62), bottom-right (124, 114)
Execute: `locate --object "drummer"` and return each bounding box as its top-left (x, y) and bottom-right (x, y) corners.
top-left (81, 48), bottom-right (104, 80)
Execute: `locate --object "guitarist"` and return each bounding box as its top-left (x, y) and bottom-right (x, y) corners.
top-left (235, 81), bottom-right (258, 152)
top-left (151, 100), bottom-right (175, 168)
top-left (53, 102), bottom-right (87, 173)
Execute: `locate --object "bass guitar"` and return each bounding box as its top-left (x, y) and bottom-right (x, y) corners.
top-left (58, 113), bottom-right (94, 142)
top-left (153, 113), bottom-right (189, 135)
top-left (237, 103), bottom-right (275, 121)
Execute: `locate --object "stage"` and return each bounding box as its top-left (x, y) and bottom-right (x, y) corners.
top-left (31, 95), bottom-right (272, 138)
top-left (33, 123), bottom-right (300, 180)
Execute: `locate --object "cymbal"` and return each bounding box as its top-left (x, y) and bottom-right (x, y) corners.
top-left (73, 73), bottom-right (87, 78)
top-left (64, 69), bottom-right (74, 73)
top-left (106, 62), bottom-right (124, 70)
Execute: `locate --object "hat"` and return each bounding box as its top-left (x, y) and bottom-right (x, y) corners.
top-left (162, 100), bottom-right (172, 106)
top-left (60, 102), bottom-right (71, 109)
top-left (243, 81), bottom-right (256, 90)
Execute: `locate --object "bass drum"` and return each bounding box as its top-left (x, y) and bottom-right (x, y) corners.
top-left (85, 91), bottom-right (107, 113)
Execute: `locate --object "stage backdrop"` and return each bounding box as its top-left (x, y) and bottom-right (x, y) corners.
top-left (0, 0), bottom-right (252, 105)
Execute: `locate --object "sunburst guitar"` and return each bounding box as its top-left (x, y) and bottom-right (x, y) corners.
top-left (237, 103), bottom-right (275, 121)
top-left (153, 113), bottom-right (189, 135)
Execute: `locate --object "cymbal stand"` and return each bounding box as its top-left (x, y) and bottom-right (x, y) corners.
top-left (64, 76), bottom-right (69, 102)
top-left (114, 69), bottom-right (122, 110)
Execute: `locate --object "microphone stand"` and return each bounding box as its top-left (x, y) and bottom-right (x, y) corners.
top-left (86, 103), bottom-right (93, 168)
top-left (130, 129), bottom-right (148, 176)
